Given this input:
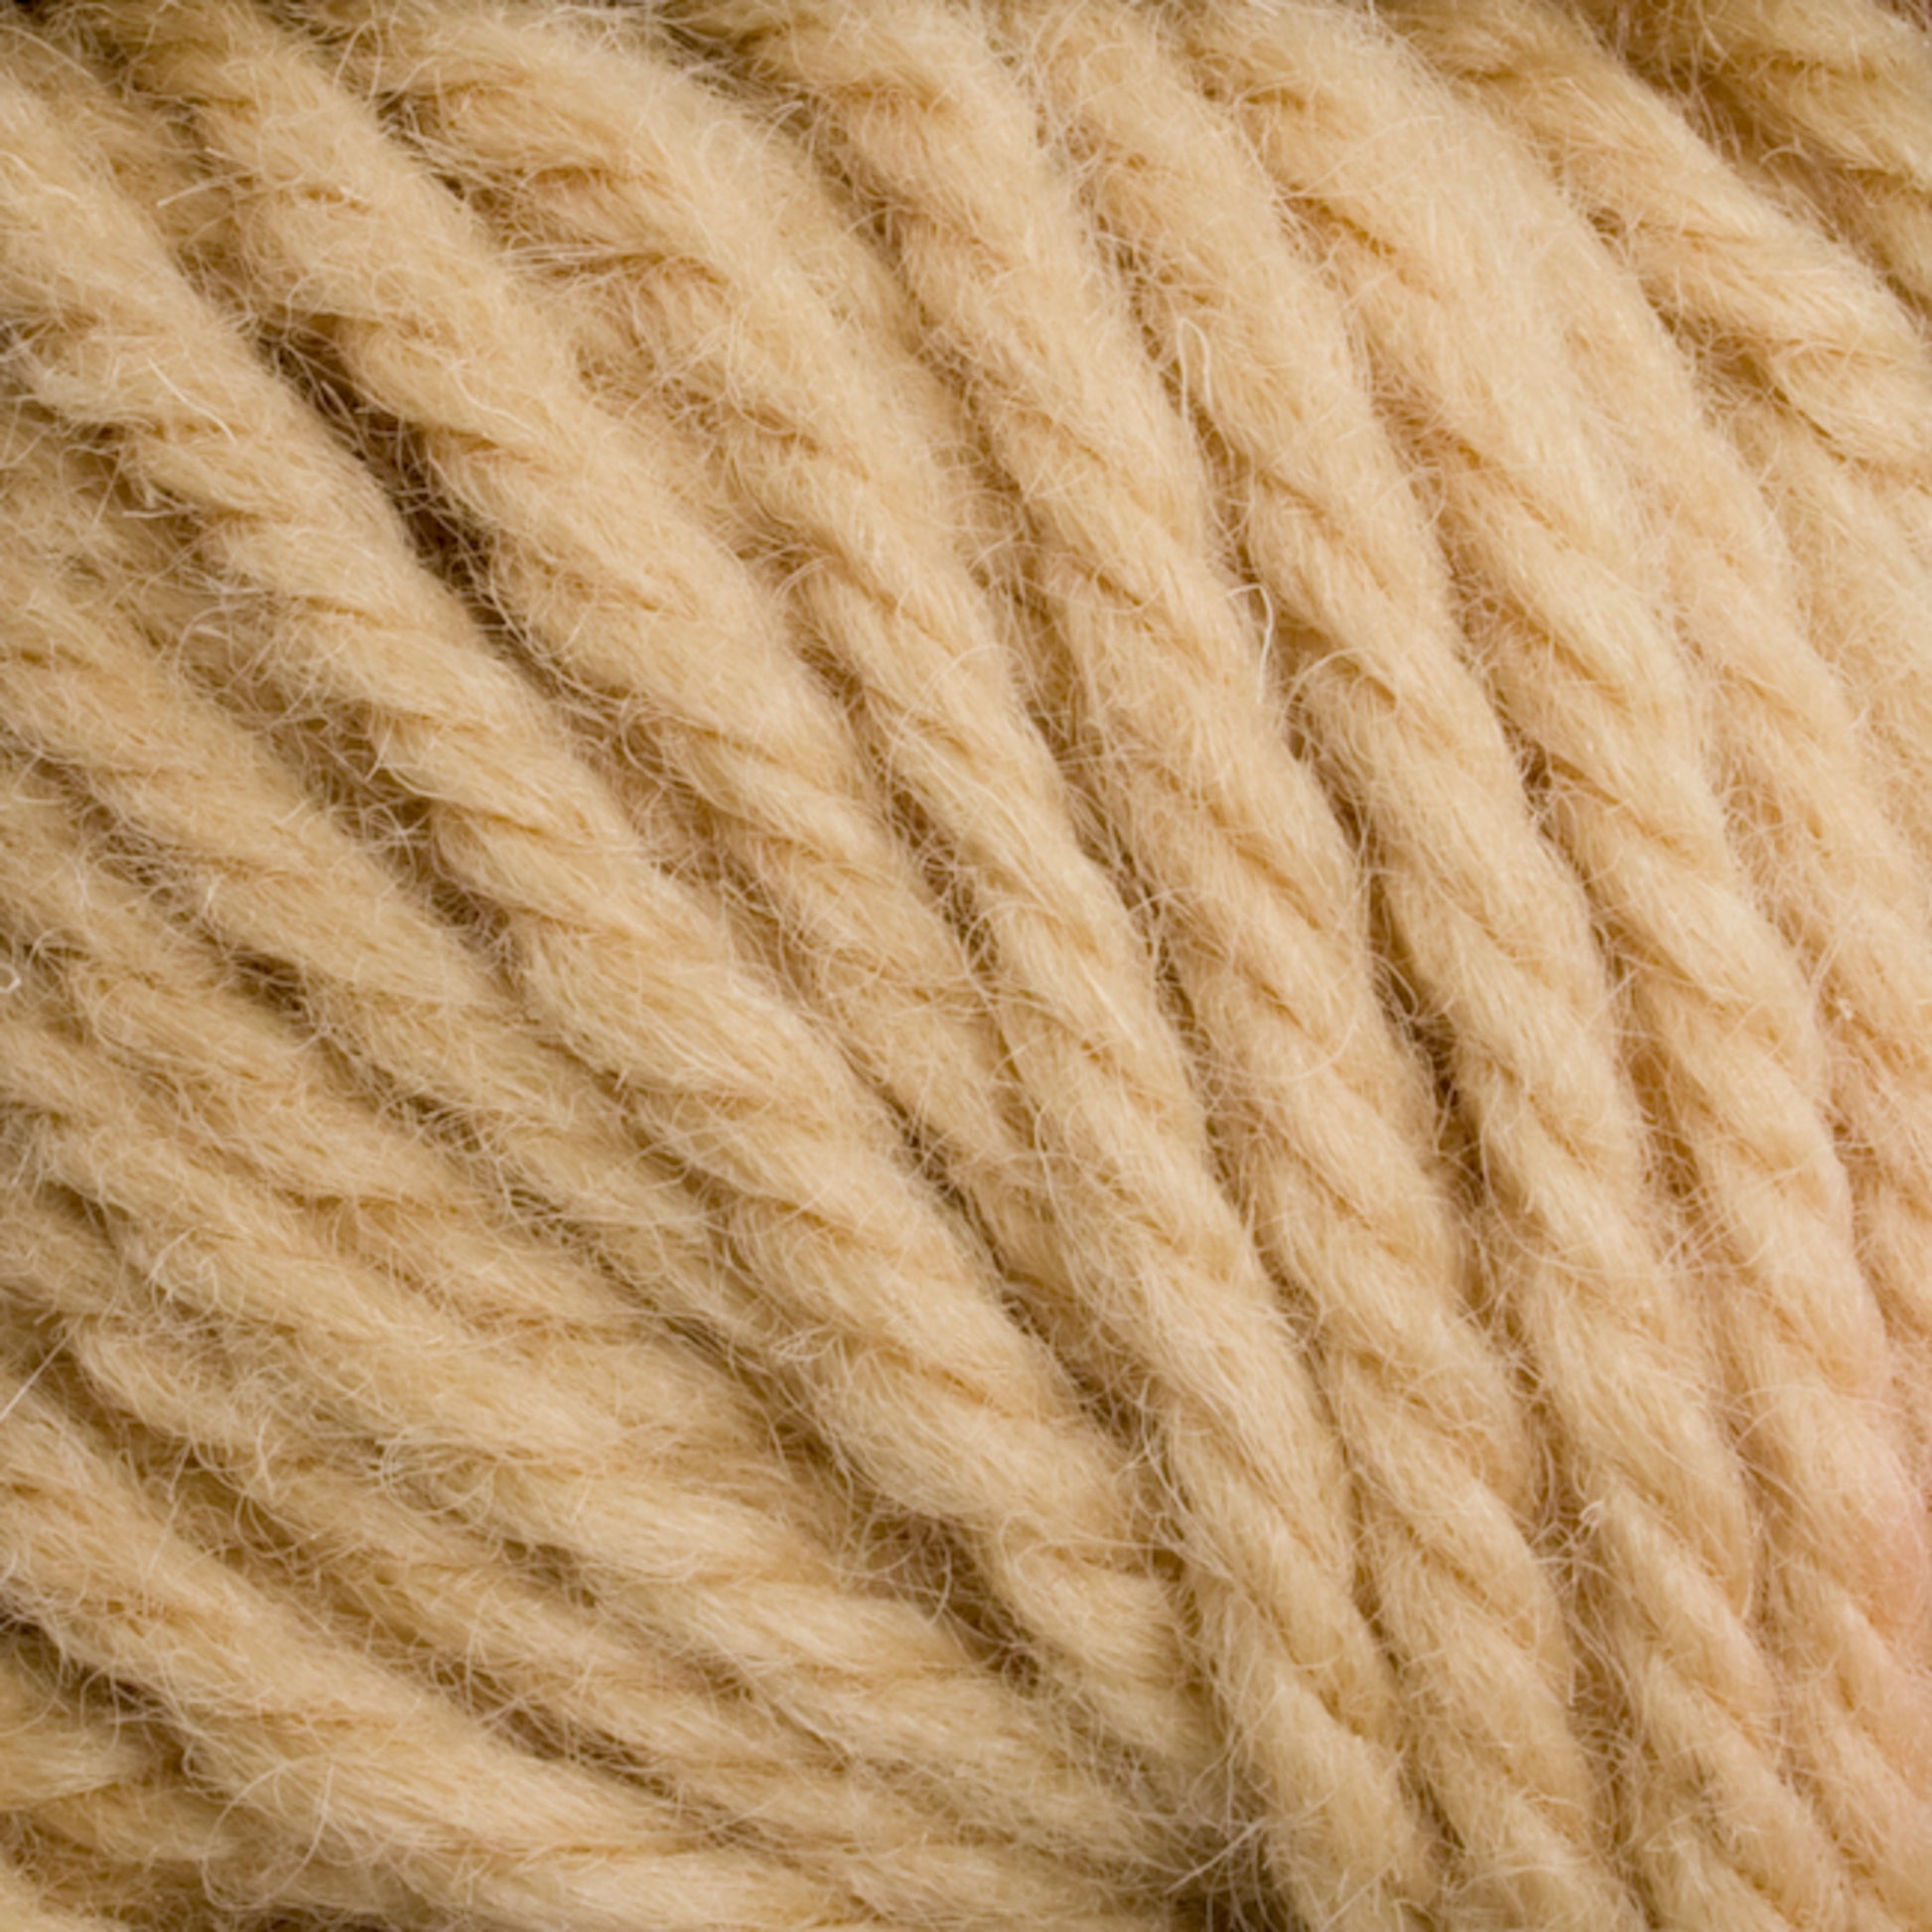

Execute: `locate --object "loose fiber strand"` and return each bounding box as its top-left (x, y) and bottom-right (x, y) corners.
top-left (0, 1850), bottom-right (135, 1932)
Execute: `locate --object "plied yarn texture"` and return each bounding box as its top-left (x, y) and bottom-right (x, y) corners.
top-left (2, 2), bottom-right (1931, 1928)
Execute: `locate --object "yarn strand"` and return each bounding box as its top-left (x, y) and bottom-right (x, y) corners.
top-left (0, 52), bottom-right (1200, 1824)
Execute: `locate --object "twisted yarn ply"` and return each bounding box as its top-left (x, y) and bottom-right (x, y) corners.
top-left (1, 4), bottom-right (1930, 1929)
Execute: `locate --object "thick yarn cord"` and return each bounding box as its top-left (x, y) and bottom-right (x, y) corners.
top-left (242, 5), bottom-right (1489, 1915)
top-left (0, 426), bottom-right (1177, 1894)
top-left (651, 5), bottom-right (1615, 1929)
top-left (0, 1634), bottom-right (429, 1925)
top-left (1575, 0), bottom-right (1932, 324)
top-left (0, 38), bottom-right (1208, 1830)
top-left (0, 750), bottom-right (1169, 1929)
top-left (1384, 0), bottom-right (1932, 1490)
top-left (1175, 9), bottom-right (1932, 1925)
top-left (66, 5), bottom-right (1363, 1841)
top-left (4, 5), bottom-right (1932, 1932)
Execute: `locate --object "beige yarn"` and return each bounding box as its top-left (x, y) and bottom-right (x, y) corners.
top-left (2, 3), bottom-right (1930, 1930)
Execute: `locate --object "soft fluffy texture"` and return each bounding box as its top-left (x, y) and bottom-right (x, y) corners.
top-left (0, 3), bottom-right (1929, 1929)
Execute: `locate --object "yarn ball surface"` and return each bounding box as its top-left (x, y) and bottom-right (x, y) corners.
top-left (2, 3), bottom-right (1932, 1929)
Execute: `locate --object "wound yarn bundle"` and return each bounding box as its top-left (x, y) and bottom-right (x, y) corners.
top-left (1, 3), bottom-right (1929, 1929)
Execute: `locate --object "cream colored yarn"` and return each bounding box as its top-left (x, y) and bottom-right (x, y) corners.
top-left (2, 2), bottom-right (1930, 1929)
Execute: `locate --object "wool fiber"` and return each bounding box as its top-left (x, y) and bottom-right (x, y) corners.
top-left (2, 4), bottom-right (1930, 1929)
